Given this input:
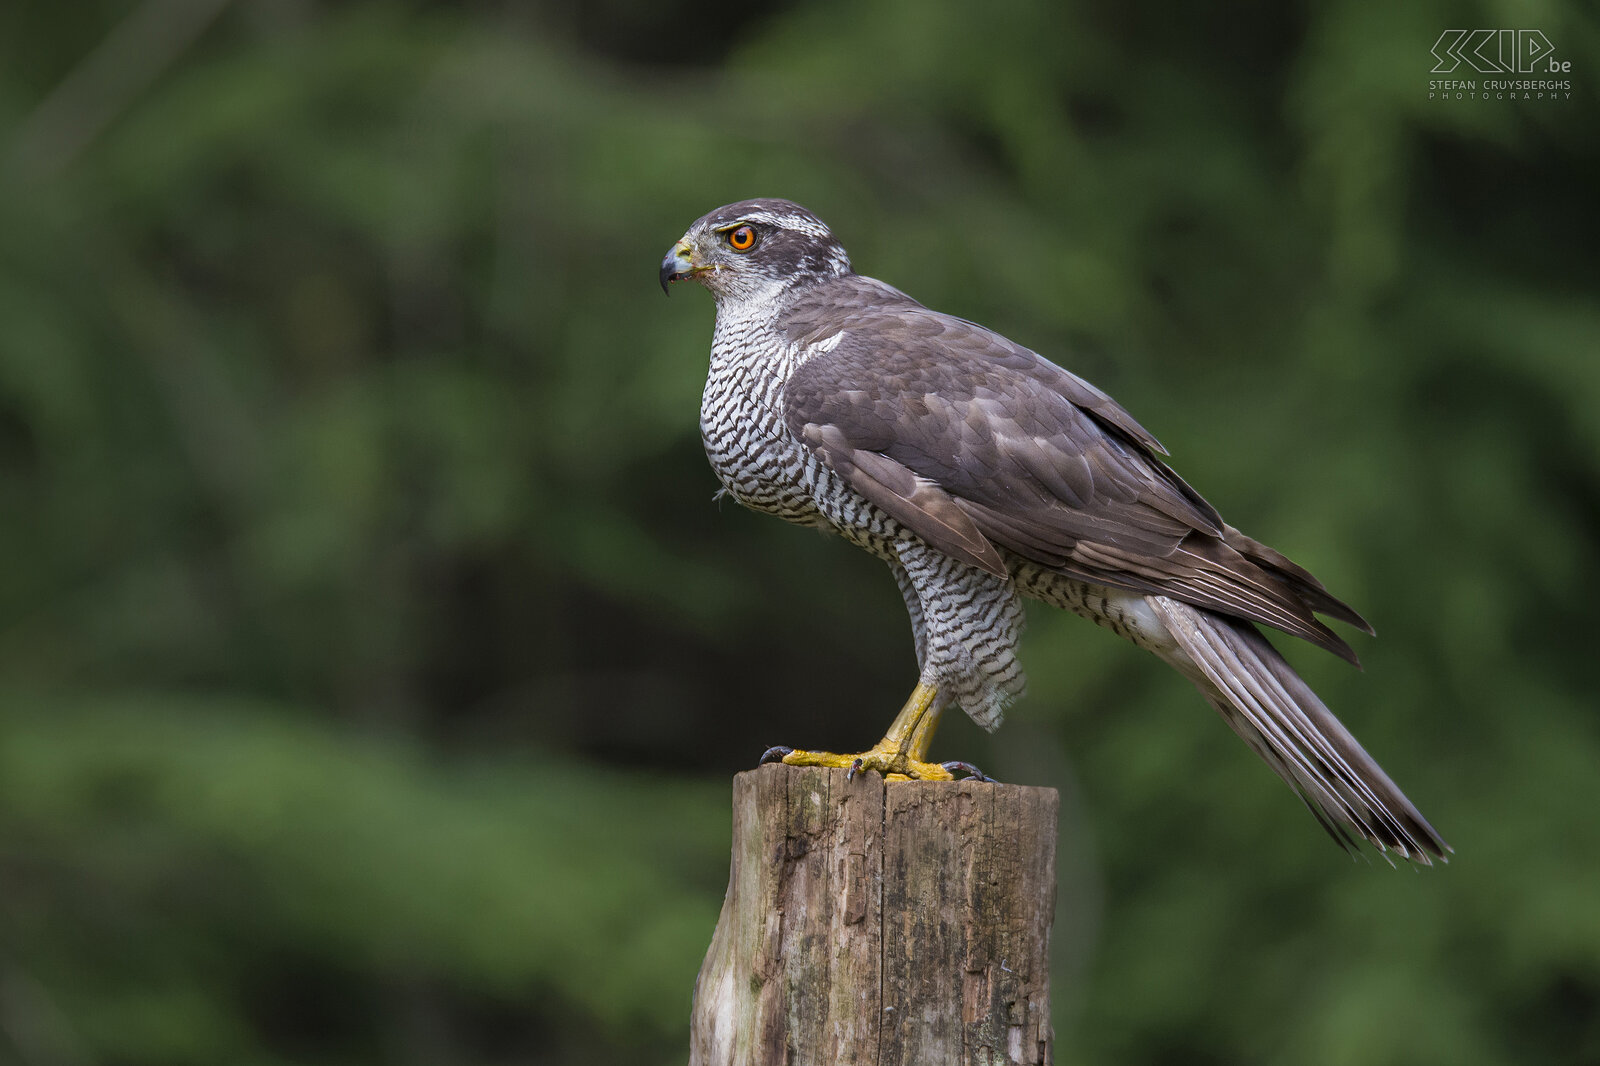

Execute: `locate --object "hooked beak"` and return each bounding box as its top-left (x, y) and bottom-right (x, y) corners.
top-left (659, 239), bottom-right (697, 295)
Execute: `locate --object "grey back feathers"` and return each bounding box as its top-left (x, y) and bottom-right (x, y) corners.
top-left (780, 273), bottom-right (1371, 665)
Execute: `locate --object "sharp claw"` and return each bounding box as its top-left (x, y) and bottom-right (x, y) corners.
top-left (846, 757), bottom-right (864, 781)
top-left (941, 760), bottom-right (995, 783)
top-left (759, 745), bottom-right (795, 765)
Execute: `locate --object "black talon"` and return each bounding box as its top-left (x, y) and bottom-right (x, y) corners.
top-left (941, 760), bottom-right (995, 783)
top-left (846, 757), bottom-right (865, 781)
top-left (759, 745), bottom-right (795, 765)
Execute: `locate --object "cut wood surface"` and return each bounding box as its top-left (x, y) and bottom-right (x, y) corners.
top-left (689, 764), bottom-right (1059, 1066)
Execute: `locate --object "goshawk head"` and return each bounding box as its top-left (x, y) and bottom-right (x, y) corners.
top-left (660, 198), bottom-right (852, 303)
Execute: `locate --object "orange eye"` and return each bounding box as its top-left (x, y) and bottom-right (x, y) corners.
top-left (727, 225), bottom-right (757, 251)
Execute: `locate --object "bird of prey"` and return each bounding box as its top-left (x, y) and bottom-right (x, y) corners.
top-left (660, 198), bottom-right (1447, 864)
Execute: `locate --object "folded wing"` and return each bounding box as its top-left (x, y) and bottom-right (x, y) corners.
top-left (782, 297), bottom-right (1371, 662)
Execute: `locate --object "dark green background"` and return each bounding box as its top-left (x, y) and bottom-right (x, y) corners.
top-left (2, 2), bottom-right (1596, 1063)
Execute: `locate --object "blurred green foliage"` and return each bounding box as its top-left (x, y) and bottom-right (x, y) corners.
top-left (0, 1), bottom-right (1596, 1063)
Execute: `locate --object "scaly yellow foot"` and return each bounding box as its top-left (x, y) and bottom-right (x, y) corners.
top-left (757, 682), bottom-right (994, 782)
top-left (760, 741), bottom-right (958, 780)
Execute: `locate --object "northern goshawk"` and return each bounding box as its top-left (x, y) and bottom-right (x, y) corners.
top-left (661, 198), bottom-right (1447, 864)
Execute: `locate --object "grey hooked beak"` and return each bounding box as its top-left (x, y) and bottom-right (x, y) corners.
top-left (659, 239), bottom-right (696, 295)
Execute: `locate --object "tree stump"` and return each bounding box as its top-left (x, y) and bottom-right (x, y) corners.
top-left (689, 764), bottom-right (1058, 1066)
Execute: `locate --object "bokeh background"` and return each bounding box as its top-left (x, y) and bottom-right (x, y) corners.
top-left (2, 1), bottom-right (1597, 1064)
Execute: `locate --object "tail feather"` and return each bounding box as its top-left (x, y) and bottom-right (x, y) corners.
top-left (1147, 596), bottom-right (1449, 865)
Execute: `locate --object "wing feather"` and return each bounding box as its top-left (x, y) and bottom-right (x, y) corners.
top-left (780, 285), bottom-right (1366, 657)
top-left (800, 424), bottom-right (1008, 578)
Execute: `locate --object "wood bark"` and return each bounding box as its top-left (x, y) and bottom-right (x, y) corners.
top-left (689, 764), bottom-right (1058, 1066)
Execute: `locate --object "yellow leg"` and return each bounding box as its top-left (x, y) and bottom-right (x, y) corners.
top-left (902, 687), bottom-right (945, 762)
top-left (763, 682), bottom-right (973, 781)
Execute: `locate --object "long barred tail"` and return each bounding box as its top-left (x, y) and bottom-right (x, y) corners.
top-left (1147, 597), bottom-right (1449, 865)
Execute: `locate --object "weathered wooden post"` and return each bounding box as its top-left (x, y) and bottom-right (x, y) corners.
top-left (690, 764), bottom-right (1058, 1065)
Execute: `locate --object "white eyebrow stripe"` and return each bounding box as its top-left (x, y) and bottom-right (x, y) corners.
top-left (739, 210), bottom-right (834, 238)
